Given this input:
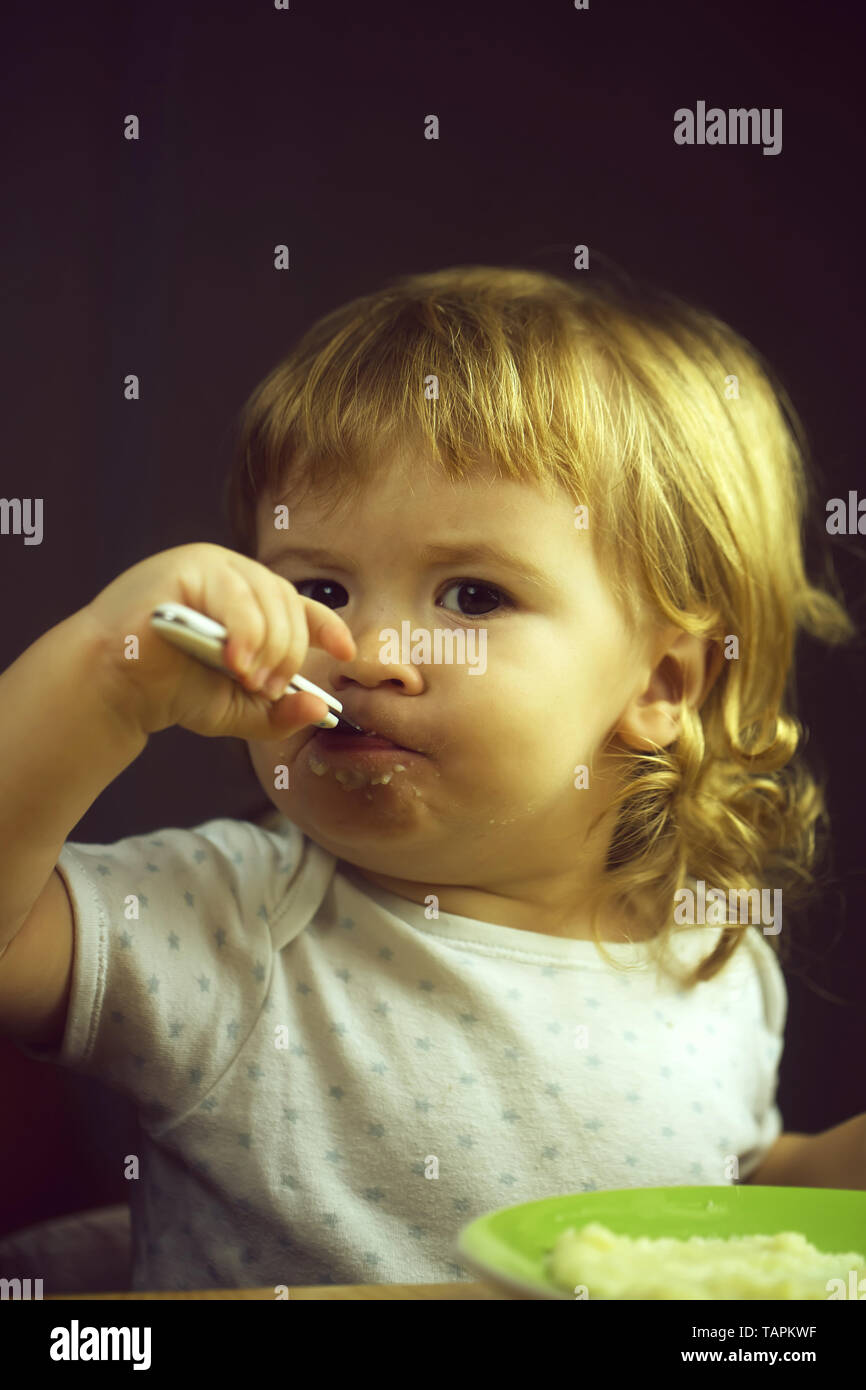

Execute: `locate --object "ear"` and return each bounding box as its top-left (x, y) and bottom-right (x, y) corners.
top-left (616, 628), bottom-right (724, 752)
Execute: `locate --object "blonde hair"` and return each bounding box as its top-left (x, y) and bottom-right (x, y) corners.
top-left (223, 263), bottom-right (856, 987)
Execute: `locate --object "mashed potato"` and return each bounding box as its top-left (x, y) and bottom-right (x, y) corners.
top-left (547, 1221), bottom-right (866, 1299)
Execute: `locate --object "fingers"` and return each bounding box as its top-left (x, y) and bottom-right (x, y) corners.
top-left (303, 596), bottom-right (358, 661)
top-left (195, 556), bottom-right (275, 688)
top-left (266, 688), bottom-right (330, 733)
top-left (214, 554), bottom-right (355, 705)
top-left (220, 684), bottom-right (329, 743)
top-left (231, 570), bottom-right (296, 698)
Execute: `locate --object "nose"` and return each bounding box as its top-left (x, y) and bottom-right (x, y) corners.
top-left (330, 622), bottom-right (426, 698)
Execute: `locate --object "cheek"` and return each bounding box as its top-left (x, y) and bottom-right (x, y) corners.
top-left (247, 739), bottom-right (298, 792)
top-left (507, 674), bottom-right (619, 769)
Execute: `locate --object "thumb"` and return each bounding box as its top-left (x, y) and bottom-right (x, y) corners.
top-left (265, 688), bottom-right (332, 734)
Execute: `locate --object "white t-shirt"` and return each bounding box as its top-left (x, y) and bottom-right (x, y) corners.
top-left (19, 815), bottom-right (785, 1292)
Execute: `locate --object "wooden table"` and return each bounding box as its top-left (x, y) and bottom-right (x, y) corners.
top-left (47, 1281), bottom-right (512, 1300)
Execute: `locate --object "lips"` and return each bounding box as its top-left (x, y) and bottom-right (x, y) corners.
top-left (324, 733), bottom-right (409, 751)
top-left (324, 719), bottom-right (418, 753)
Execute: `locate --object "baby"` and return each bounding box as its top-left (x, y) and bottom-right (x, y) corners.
top-left (0, 264), bottom-right (862, 1294)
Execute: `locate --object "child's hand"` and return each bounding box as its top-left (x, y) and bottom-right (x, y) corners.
top-left (83, 542), bottom-right (356, 738)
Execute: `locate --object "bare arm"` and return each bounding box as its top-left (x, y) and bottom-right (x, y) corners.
top-left (0, 605), bottom-right (147, 949)
top-left (745, 1116), bottom-right (866, 1190)
top-left (0, 543), bottom-right (356, 1048)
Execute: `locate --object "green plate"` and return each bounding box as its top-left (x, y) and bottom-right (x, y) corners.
top-left (455, 1186), bottom-right (866, 1300)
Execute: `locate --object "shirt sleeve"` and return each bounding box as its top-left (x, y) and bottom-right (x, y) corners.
top-left (736, 927), bottom-right (787, 1180)
top-left (15, 815), bottom-right (306, 1131)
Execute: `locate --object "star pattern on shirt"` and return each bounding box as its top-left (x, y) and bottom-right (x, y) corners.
top-left (75, 820), bottom-right (777, 1293)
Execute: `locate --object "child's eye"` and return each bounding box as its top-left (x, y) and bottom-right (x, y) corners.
top-left (437, 580), bottom-right (514, 618)
top-left (294, 579), bottom-right (349, 609)
top-left (293, 578), bottom-right (513, 619)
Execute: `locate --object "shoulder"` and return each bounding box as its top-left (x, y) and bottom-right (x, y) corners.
top-left (739, 924), bottom-right (787, 1035)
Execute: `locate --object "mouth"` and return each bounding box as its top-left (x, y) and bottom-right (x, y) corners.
top-left (311, 729), bottom-right (422, 757)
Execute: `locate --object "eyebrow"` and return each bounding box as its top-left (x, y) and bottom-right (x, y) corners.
top-left (262, 542), bottom-right (556, 593)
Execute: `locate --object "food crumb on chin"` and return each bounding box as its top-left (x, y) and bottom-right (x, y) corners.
top-left (306, 755), bottom-right (420, 794)
top-left (335, 768), bottom-right (367, 789)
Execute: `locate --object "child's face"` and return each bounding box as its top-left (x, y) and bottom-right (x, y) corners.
top-left (246, 448), bottom-right (663, 901)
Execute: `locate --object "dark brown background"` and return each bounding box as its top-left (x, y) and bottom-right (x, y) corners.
top-left (1, 0), bottom-right (864, 1237)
